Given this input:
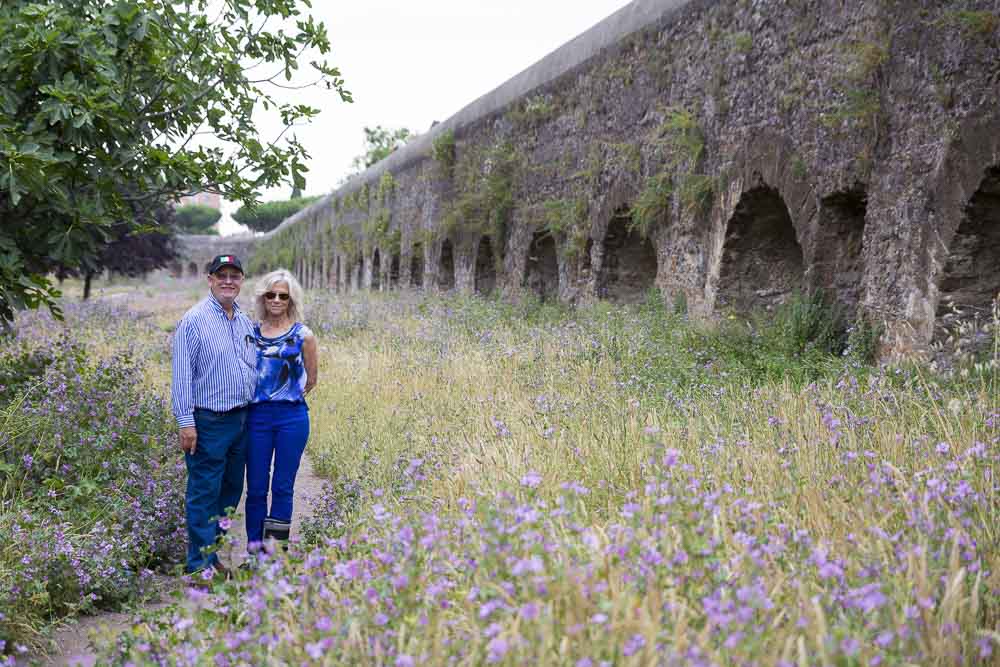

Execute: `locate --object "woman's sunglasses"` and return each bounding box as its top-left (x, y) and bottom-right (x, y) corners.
top-left (263, 292), bottom-right (290, 301)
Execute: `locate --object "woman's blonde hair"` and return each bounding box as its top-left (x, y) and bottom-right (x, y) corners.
top-left (253, 269), bottom-right (305, 322)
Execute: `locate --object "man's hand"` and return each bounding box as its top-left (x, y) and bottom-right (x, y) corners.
top-left (179, 426), bottom-right (198, 455)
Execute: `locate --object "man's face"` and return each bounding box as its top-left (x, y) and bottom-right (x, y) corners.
top-left (208, 268), bottom-right (244, 303)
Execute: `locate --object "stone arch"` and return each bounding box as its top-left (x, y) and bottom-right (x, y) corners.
top-left (372, 249), bottom-right (381, 290)
top-left (438, 239), bottom-right (455, 290)
top-left (475, 235), bottom-right (497, 295)
top-left (524, 231), bottom-right (559, 300)
top-left (719, 136), bottom-right (818, 243)
top-left (928, 117), bottom-right (1000, 260)
top-left (597, 206), bottom-right (657, 303)
top-left (708, 136), bottom-right (817, 314)
top-left (410, 242), bottom-right (424, 287)
top-left (937, 165), bottom-right (1000, 322)
top-left (814, 186), bottom-right (868, 313)
top-left (717, 186), bottom-right (805, 312)
top-left (926, 117), bottom-right (1000, 332)
top-left (187, 261), bottom-right (198, 277)
top-left (389, 253), bottom-right (400, 288)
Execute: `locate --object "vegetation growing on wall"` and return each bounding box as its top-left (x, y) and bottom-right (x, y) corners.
top-left (539, 197), bottom-right (589, 258)
top-left (334, 225), bottom-right (360, 263)
top-left (822, 31), bottom-right (889, 166)
top-left (341, 183), bottom-right (370, 213)
top-left (363, 211), bottom-right (400, 255)
top-left (431, 129), bottom-right (456, 179)
top-left (376, 172), bottom-right (396, 204)
top-left (729, 30), bottom-right (753, 53)
top-left (505, 94), bottom-right (558, 129)
top-left (632, 106), bottom-right (714, 230)
top-left (941, 9), bottom-right (999, 37)
top-left (630, 173), bottom-right (672, 238)
top-left (579, 142), bottom-right (643, 187)
top-left (355, 172), bottom-right (401, 260)
top-left (440, 142), bottom-right (520, 255)
top-left (248, 223), bottom-right (299, 275)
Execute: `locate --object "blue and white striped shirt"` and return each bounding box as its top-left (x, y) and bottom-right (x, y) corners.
top-left (171, 295), bottom-right (257, 428)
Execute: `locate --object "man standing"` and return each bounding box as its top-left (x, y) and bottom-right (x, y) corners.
top-left (171, 255), bottom-right (257, 575)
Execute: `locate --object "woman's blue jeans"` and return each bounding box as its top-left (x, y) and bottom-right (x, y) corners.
top-left (245, 401), bottom-right (310, 548)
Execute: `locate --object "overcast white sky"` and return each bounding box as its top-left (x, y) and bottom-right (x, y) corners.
top-left (218, 0), bottom-right (633, 234)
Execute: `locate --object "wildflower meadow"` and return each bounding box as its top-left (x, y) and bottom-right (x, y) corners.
top-left (0, 296), bottom-right (188, 659)
top-left (2, 284), bottom-right (997, 665)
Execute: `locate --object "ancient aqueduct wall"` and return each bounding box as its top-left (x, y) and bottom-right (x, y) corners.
top-left (170, 234), bottom-right (257, 279)
top-left (202, 0), bottom-right (999, 357)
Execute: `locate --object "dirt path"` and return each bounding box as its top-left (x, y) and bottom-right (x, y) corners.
top-left (31, 452), bottom-right (325, 667)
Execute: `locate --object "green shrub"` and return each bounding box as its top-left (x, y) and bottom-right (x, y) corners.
top-left (232, 196), bottom-right (320, 233)
top-left (0, 314), bottom-right (184, 651)
top-left (173, 204), bottom-right (221, 235)
top-left (0, 346), bottom-right (56, 407)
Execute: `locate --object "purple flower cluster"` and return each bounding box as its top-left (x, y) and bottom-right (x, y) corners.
top-left (1, 304), bottom-right (184, 652)
top-left (9, 290), bottom-right (995, 664)
top-left (102, 419), bottom-right (996, 664)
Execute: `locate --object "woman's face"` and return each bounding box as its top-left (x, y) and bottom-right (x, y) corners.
top-left (263, 280), bottom-right (291, 319)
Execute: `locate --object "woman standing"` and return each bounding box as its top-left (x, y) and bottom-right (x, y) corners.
top-left (245, 269), bottom-right (318, 552)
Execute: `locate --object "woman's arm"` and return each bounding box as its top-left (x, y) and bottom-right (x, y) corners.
top-left (302, 333), bottom-right (319, 394)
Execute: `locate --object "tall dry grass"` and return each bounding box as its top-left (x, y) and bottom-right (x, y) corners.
top-left (99, 290), bottom-right (998, 665)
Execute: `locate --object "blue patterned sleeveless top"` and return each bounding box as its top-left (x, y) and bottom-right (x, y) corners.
top-left (251, 322), bottom-right (311, 404)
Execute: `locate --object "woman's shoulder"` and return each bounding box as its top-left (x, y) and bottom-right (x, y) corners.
top-left (295, 322), bottom-right (315, 339)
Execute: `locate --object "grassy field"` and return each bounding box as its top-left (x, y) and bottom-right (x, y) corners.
top-left (100, 288), bottom-right (998, 666)
top-left (2, 284), bottom-right (997, 665)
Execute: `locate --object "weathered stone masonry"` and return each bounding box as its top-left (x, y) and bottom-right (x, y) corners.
top-left (241, 0), bottom-right (999, 357)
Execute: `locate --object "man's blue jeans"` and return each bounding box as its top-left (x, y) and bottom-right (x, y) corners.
top-left (245, 402), bottom-right (309, 548)
top-left (185, 407), bottom-right (247, 573)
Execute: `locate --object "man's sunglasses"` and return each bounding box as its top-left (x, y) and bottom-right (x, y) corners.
top-left (264, 292), bottom-right (291, 301)
top-left (213, 273), bottom-right (243, 283)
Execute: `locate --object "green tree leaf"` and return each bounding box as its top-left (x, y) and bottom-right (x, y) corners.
top-left (0, 0), bottom-right (351, 319)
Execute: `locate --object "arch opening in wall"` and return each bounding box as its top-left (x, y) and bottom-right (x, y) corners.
top-left (389, 253), bottom-right (400, 288)
top-left (475, 236), bottom-right (497, 295)
top-left (438, 239), bottom-right (455, 290)
top-left (815, 187), bottom-right (867, 313)
top-left (372, 249), bottom-right (381, 290)
top-left (187, 261), bottom-right (198, 277)
top-left (334, 256), bottom-right (342, 292)
top-left (937, 165), bottom-right (1000, 328)
top-left (410, 242), bottom-right (424, 287)
top-left (355, 256), bottom-right (364, 290)
top-left (717, 186), bottom-right (805, 312)
top-left (524, 231), bottom-right (559, 300)
top-left (598, 207), bottom-right (657, 303)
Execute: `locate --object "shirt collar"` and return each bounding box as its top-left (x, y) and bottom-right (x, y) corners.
top-left (208, 293), bottom-right (243, 315)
